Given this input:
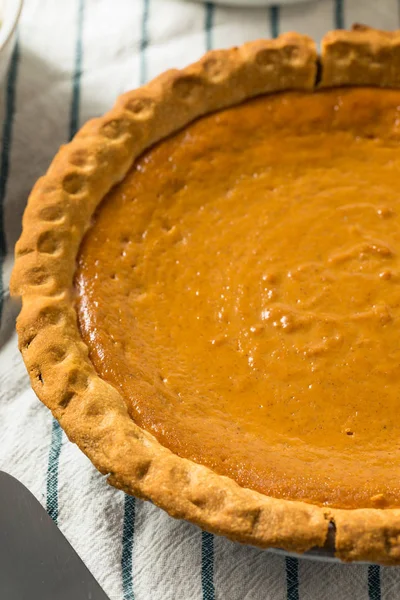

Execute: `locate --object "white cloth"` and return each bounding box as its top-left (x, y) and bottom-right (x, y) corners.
top-left (2, 1), bottom-right (400, 599)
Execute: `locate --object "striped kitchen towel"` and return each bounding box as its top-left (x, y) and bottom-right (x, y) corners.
top-left (1, 1), bottom-right (400, 598)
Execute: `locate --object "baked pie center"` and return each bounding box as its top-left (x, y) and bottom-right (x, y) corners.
top-left (76, 87), bottom-right (400, 509)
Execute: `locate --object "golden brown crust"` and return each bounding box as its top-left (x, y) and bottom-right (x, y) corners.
top-left (320, 25), bottom-right (400, 88)
top-left (10, 29), bottom-right (400, 564)
top-left (330, 508), bottom-right (400, 564)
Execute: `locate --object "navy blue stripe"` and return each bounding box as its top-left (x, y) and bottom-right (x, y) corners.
top-left (140, 0), bottom-right (150, 85)
top-left (334, 0), bottom-right (345, 29)
top-left (46, 419), bottom-right (63, 522)
top-left (46, 0), bottom-right (85, 522)
top-left (121, 495), bottom-right (136, 600)
top-left (205, 3), bottom-right (214, 52)
top-left (368, 565), bottom-right (381, 600)
top-left (0, 41), bottom-right (20, 324)
top-left (70, 0), bottom-right (85, 139)
top-left (269, 6), bottom-right (280, 39)
top-left (201, 531), bottom-right (215, 600)
top-left (286, 556), bottom-right (299, 600)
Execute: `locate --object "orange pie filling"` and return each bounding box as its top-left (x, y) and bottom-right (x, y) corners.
top-left (76, 87), bottom-right (400, 509)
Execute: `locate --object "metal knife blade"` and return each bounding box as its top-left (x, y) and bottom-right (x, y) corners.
top-left (0, 471), bottom-right (110, 600)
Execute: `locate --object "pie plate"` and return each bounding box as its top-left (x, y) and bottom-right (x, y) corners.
top-left (11, 26), bottom-right (400, 565)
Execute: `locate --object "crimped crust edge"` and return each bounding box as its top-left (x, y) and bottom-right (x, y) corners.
top-left (11, 29), bottom-right (400, 564)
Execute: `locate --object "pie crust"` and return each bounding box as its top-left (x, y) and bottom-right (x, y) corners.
top-left (11, 26), bottom-right (400, 564)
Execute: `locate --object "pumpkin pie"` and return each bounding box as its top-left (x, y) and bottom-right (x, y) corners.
top-left (11, 26), bottom-right (400, 564)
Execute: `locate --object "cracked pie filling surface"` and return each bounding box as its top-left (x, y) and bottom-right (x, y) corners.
top-left (77, 87), bottom-right (400, 510)
top-left (13, 28), bottom-right (400, 563)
